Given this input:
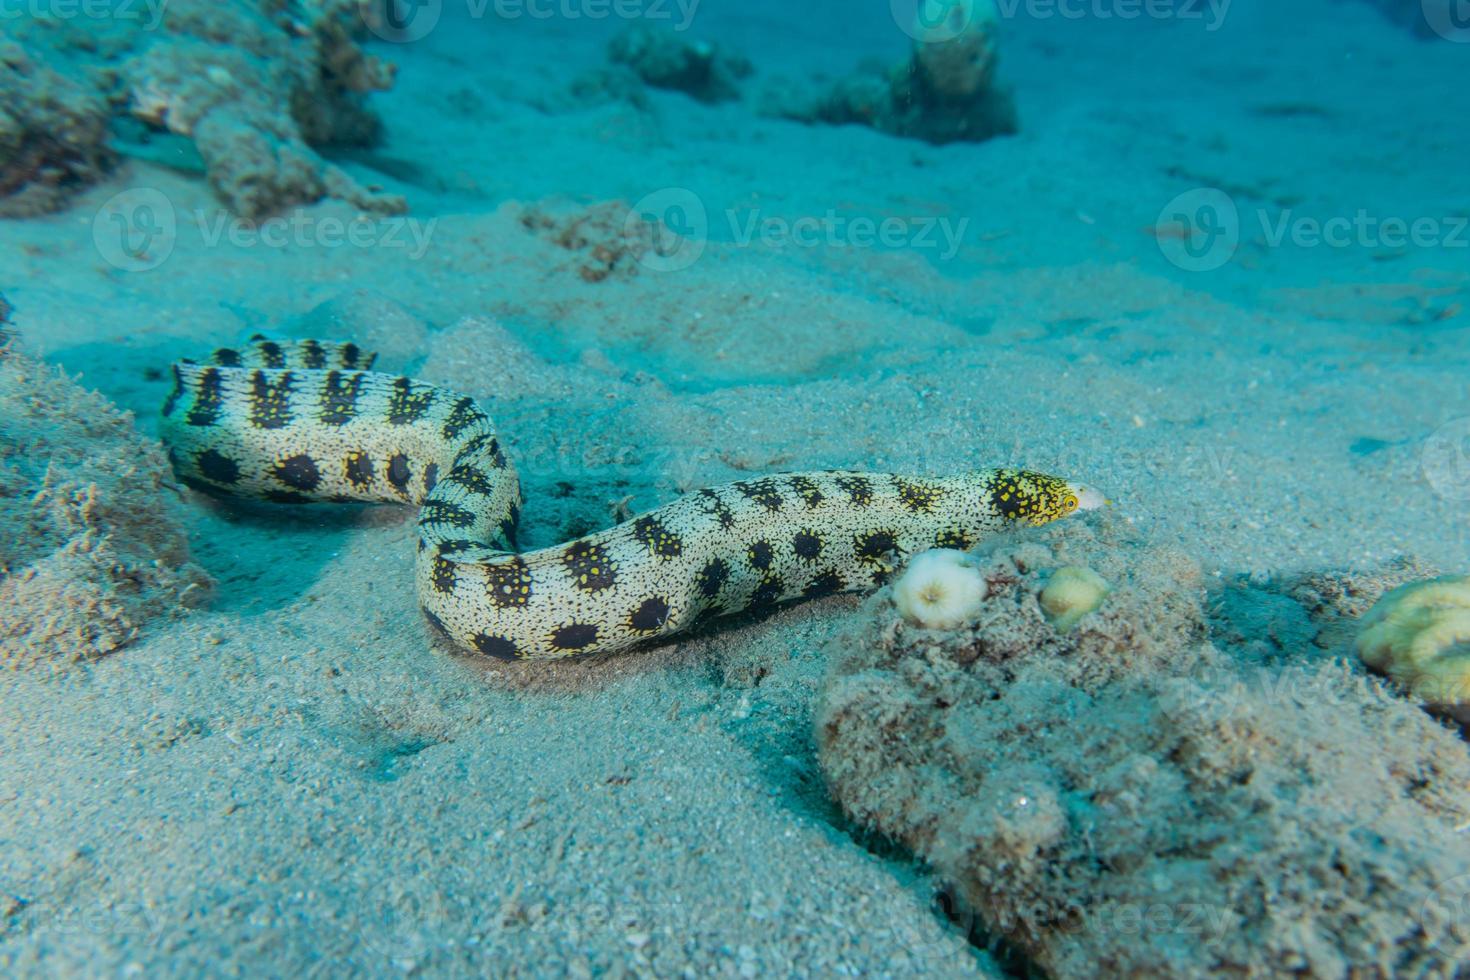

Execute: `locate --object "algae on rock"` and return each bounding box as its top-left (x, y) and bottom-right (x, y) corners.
top-left (0, 327), bottom-right (212, 667)
top-left (1, 0), bottom-right (403, 217)
top-left (817, 518), bottom-right (1470, 975)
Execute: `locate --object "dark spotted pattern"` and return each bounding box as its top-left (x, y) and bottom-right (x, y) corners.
top-left (936, 528), bottom-right (974, 551)
top-left (551, 623), bottom-right (599, 651)
top-left (319, 371), bottom-right (364, 426)
top-left (160, 339), bottom-right (1097, 660)
top-left (792, 530), bottom-right (823, 561)
top-left (485, 557), bottom-right (533, 609)
top-left (803, 570), bottom-right (846, 599)
top-left (629, 597), bottom-right (670, 633)
top-left (186, 367), bottom-right (224, 427)
top-left (300, 340), bottom-right (327, 369)
top-left (696, 558), bottom-right (730, 599)
top-left (473, 633), bottom-right (521, 660)
top-left (248, 370), bottom-right (295, 430)
top-left (788, 476), bottom-right (826, 508)
top-left (696, 489), bottom-right (736, 530)
top-left (273, 453), bottom-right (321, 492)
top-left (195, 448), bottom-right (240, 485)
top-left (431, 556), bottom-right (458, 594)
top-left (257, 340), bottom-right (286, 369)
top-left (895, 477), bottom-right (945, 514)
top-left (445, 463), bottom-right (496, 496)
top-left (563, 540), bottom-right (617, 592)
top-left (442, 397), bottom-right (485, 441)
top-left (748, 577), bottom-right (785, 609)
top-left (344, 450), bottom-right (375, 489)
top-left (455, 433), bottom-right (496, 467)
top-left (835, 476), bottom-right (874, 507)
top-left (634, 516), bottom-right (683, 559)
top-left (387, 453), bottom-right (412, 494)
top-left (736, 479), bottom-right (784, 513)
top-left (854, 530), bottom-right (899, 567)
top-left (387, 377), bottom-right (435, 426)
top-left (420, 500), bottom-right (478, 528)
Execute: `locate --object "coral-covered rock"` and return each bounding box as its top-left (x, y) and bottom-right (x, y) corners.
top-left (2, 0), bottom-right (403, 217)
top-left (1357, 575), bottom-right (1470, 718)
top-left (0, 41), bottom-right (113, 217)
top-left (1291, 555), bottom-right (1442, 650)
top-left (764, 3), bottom-right (1018, 146)
top-left (0, 331), bottom-right (211, 667)
top-left (817, 517), bottom-right (1470, 975)
top-left (912, 0), bottom-right (1001, 100)
top-left (608, 24), bottom-right (752, 104)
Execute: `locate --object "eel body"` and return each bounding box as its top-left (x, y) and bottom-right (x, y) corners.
top-left (162, 337), bottom-right (1100, 660)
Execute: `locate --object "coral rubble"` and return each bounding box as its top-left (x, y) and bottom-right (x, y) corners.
top-left (607, 24), bottom-right (752, 104)
top-left (766, 0), bottom-right (1018, 145)
top-left (0, 40), bottom-right (113, 217)
top-left (816, 518), bottom-right (1470, 975)
top-left (2, 0), bottom-right (403, 217)
top-left (0, 323), bottom-right (211, 667)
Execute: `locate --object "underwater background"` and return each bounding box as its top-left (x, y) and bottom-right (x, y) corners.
top-left (2, 0), bottom-right (1470, 975)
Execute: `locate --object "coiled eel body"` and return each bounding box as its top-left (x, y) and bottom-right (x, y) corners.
top-left (161, 337), bottom-right (1099, 660)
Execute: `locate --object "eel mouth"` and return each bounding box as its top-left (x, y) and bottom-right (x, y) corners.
top-left (1070, 483), bottom-right (1109, 511)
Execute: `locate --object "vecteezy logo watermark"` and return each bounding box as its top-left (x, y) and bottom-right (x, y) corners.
top-left (361, 0), bottom-right (701, 41)
top-left (93, 187), bottom-right (178, 272)
top-left (362, 0), bottom-right (443, 42)
top-left (624, 188), bottom-right (971, 273)
top-left (93, 192), bottom-right (438, 272)
top-left (1156, 188), bottom-right (1470, 272)
top-left (892, 0), bottom-right (982, 41)
top-left (0, 0), bottom-right (168, 29)
top-left (1423, 418), bottom-right (1470, 503)
top-left (1423, 0), bottom-right (1470, 42)
top-left (625, 187), bottom-right (709, 273)
top-left (996, 0), bottom-right (1231, 30)
top-left (1154, 188), bottom-right (1240, 273)
top-left (1255, 211), bottom-right (1470, 251)
top-left (194, 211), bottom-right (438, 259)
top-left (728, 210), bottom-right (970, 260)
top-left (1419, 873), bottom-right (1470, 953)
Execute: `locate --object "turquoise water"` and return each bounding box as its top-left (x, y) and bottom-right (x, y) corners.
top-left (2, 1), bottom-right (1469, 976)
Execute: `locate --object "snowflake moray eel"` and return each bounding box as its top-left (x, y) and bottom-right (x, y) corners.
top-left (161, 337), bottom-right (1103, 661)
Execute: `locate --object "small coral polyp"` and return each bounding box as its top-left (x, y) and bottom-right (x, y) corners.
top-left (892, 549), bottom-right (987, 629)
top-left (1356, 575), bottom-right (1470, 709)
top-left (1038, 565), bottom-right (1110, 632)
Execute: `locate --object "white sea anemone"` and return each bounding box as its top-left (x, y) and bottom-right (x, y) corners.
top-left (893, 549), bottom-right (987, 629)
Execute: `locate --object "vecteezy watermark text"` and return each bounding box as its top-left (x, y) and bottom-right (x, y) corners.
top-left (0, 0), bottom-right (167, 28)
top-left (1154, 187), bottom-right (1470, 272)
top-left (1423, 0), bottom-right (1470, 43)
top-left (892, 0), bottom-right (1231, 38)
top-left (363, 0), bottom-right (700, 43)
top-left (623, 188), bottom-right (971, 272)
top-left (93, 188), bottom-right (437, 271)
top-left (993, 0), bottom-right (1231, 29)
top-left (195, 210), bottom-right (437, 259)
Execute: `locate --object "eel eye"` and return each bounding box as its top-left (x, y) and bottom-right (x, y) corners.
top-left (1064, 495), bottom-right (1079, 512)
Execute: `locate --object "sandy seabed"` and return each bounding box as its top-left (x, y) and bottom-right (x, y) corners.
top-left (2, 1), bottom-right (1469, 975)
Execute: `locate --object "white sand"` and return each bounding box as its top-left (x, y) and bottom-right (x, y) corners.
top-left (2, 0), bottom-right (1468, 974)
